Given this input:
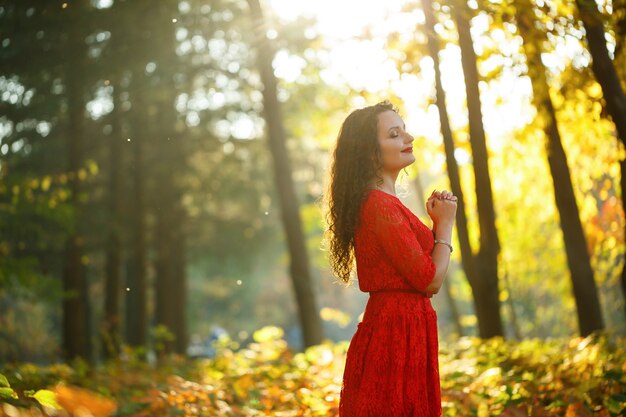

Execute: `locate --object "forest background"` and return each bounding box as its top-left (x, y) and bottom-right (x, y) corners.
top-left (1, 0), bottom-right (626, 415)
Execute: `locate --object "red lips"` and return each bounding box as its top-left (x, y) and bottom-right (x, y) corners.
top-left (401, 147), bottom-right (413, 153)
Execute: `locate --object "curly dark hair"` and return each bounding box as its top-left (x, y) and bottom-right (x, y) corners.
top-left (324, 101), bottom-right (397, 284)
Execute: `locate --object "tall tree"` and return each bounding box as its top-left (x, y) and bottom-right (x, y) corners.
top-left (451, 0), bottom-right (504, 338)
top-left (62, 0), bottom-right (91, 361)
top-left (620, 160), bottom-right (626, 322)
top-left (612, 0), bottom-right (626, 323)
top-left (247, 0), bottom-right (323, 348)
top-left (103, 0), bottom-right (150, 351)
top-left (125, 86), bottom-right (149, 350)
top-left (616, 0), bottom-right (626, 71)
top-left (514, 0), bottom-right (604, 336)
top-left (574, 0), bottom-right (626, 322)
top-left (420, 0), bottom-right (468, 338)
top-left (102, 78), bottom-right (124, 358)
top-left (171, 205), bottom-right (188, 354)
top-left (148, 1), bottom-right (188, 355)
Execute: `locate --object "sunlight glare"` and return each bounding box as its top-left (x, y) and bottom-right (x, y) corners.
top-left (269, 0), bottom-right (404, 39)
top-left (274, 50), bottom-right (307, 83)
top-left (268, 0), bottom-right (541, 156)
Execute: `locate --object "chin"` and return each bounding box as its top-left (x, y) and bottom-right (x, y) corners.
top-left (402, 156), bottom-right (415, 168)
top-left (396, 162), bottom-right (414, 171)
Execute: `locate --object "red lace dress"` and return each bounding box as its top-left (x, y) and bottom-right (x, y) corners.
top-left (339, 189), bottom-right (442, 417)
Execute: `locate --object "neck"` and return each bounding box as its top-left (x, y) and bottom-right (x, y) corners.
top-left (372, 170), bottom-right (400, 196)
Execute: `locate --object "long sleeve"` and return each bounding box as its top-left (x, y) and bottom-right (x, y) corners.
top-left (361, 194), bottom-right (436, 291)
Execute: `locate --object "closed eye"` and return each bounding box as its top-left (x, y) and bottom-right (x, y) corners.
top-left (388, 124), bottom-right (406, 138)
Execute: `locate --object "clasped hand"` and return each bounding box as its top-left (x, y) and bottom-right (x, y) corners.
top-left (426, 189), bottom-right (457, 226)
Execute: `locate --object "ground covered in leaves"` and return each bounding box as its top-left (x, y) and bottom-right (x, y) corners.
top-left (1, 328), bottom-right (625, 416)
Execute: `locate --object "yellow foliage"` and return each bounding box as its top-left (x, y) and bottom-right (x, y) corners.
top-left (319, 307), bottom-right (351, 328)
top-left (41, 176), bottom-right (51, 192)
top-left (460, 314), bottom-right (477, 327)
top-left (86, 160), bottom-right (99, 175)
top-left (252, 326), bottom-right (284, 343)
top-left (1, 332), bottom-right (624, 416)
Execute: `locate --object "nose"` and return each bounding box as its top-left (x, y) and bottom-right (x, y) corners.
top-left (404, 131), bottom-right (414, 143)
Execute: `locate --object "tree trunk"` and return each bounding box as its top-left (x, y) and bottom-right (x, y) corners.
top-left (103, 80), bottom-right (124, 359)
top-left (611, 0), bottom-right (626, 326)
top-left (125, 89), bottom-right (148, 350)
top-left (247, 0), bottom-right (323, 348)
top-left (615, 0), bottom-right (626, 327)
top-left (451, 0), bottom-right (504, 338)
top-left (576, 0), bottom-right (626, 324)
top-left (501, 262), bottom-right (521, 340)
top-left (421, 0), bottom-right (467, 338)
top-left (442, 280), bottom-right (464, 337)
top-left (154, 192), bottom-right (187, 356)
top-left (615, 0), bottom-right (626, 70)
top-left (122, 1), bottom-right (150, 344)
top-left (149, 2), bottom-right (188, 357)
top-left (155, 197), bottom-right (176, 354)
top-left (172, 212), bottom-right (187, 355)
top-left (62, 2), bottom-right (90, 361)
top-left (621, 159), bottom-right (626, 322)
top-left (516, 0), bottom-right (604, 336)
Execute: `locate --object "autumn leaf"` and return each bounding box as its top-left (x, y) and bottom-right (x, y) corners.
top-left (54, 384), bottom-right (117, 417)
top-left (565, 403), bottom-right (593, 417)
top-left (27, 389), bottom-right (61, 410)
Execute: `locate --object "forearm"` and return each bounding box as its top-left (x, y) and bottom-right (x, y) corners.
top-left (425, 222), bottom-right (453, 294)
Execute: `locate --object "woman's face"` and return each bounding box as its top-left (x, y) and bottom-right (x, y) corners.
top-left (376, 110), bottom-right (415, 173)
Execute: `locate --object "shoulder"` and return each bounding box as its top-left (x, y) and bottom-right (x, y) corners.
top-left (362, 189), bottom-right (399, 208)
top-left (361, 189), bottom-right (406, 222)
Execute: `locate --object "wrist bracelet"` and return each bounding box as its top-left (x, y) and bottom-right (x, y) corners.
top-left (434, 239), bottom-right (453, 253)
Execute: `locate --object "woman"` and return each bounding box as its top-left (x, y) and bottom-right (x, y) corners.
top-left (324, 101), bottom-right (457, 416)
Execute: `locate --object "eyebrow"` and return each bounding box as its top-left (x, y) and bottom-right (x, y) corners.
top-left (387, 124), bottom-right (406, 132)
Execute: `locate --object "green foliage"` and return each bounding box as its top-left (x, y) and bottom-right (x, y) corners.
top-left (152, 325), bottom-right (177, 356)
top-left (0, 171), bottom-right (74, 288)
top-left (0, 372), bottom-right (59, 410)
top-left (1, 331), bottom-right (625, 416)
top-left (0, 373), bottom-right (18, 401)
top-left (0, 162), bottom-right (98, 362)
